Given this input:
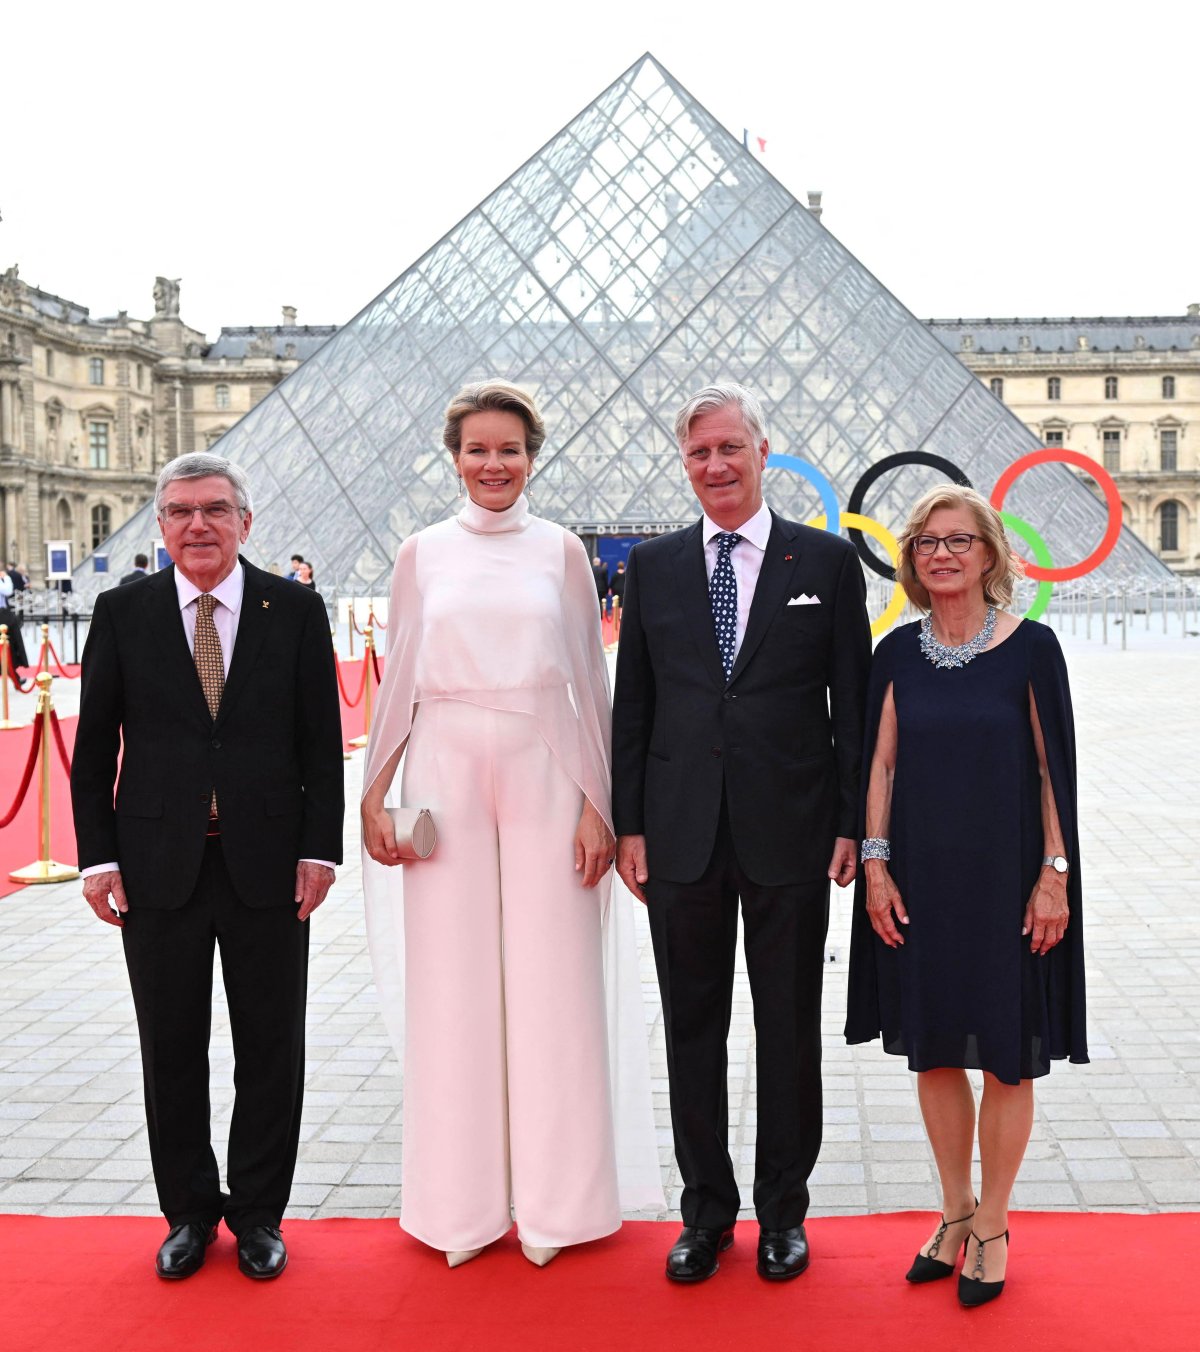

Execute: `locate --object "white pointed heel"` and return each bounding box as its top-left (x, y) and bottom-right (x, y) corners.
top-left (520, 1244), bottom-right (561, 1267)
top-left (445, 1248), bottom-right (483, 1268)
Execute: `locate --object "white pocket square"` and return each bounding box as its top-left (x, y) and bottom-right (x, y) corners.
top-left (787, 593), bottom-right (821, 606)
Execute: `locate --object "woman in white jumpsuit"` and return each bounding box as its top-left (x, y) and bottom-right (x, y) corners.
top-left (361, 381), bottom-right (660, 1268)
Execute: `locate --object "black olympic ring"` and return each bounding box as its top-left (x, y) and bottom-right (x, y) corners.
top-left (846, 452), bottom-right (974, 579)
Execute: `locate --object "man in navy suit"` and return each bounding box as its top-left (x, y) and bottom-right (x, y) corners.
top-left (613, 384), bottom-right (871, 1283)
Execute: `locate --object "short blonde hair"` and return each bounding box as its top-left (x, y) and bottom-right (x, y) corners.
top-left (895, 484), bottom-right (1017, 611)
top-left (442, 380), bottom-right (546, 459)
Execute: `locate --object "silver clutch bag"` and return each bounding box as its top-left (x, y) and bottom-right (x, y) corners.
top-left (386, 807), bottom-right (438, 860)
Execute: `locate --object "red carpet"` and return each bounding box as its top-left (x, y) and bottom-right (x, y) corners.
top-left (0, 1214), bottom-right (1192, 1352)
top-left (0, 713), bottom-right (78, 899)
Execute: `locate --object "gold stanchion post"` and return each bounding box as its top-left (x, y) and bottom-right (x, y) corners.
top-left (8, 672), bottom-right (80, 884)
top-left (349, 625), bottom-right (374, 750)
top-left (39, 623), bottom-right (51, 675)
top-left (0, 625), bottom-right (26, 731)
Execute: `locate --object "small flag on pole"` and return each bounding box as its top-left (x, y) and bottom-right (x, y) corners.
top-left (742, 129), bottom-right (767, 158)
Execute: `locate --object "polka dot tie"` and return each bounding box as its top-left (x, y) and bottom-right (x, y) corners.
top-left (710, 532), bottom-right (741, 681)
top-left (194, 593), bottom-right (224, 815)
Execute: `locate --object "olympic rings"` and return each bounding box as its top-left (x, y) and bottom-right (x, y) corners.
top-left (845, 452), bottom-right (973, 579)
top-left (767, 455), bottom-right (840, 534)
top-left (808, 513), bottom-right (908, 637)
top-left (767, 444), bottom-right (1127, 634)
top-left (989, 449), bottom-right (1123, 582)
top-left (998, 511), bottom-right (1055, 623)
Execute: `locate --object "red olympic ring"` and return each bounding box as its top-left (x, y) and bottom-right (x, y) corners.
top-left (989, 449), bottom-right (1123, 582)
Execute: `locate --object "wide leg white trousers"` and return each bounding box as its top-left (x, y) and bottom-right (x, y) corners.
top-left (399, 699), bottom-right (621, 1252)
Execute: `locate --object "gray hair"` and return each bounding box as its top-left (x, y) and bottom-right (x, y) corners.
top-left (673, 381), bottom-right (768, 451)
top-left (154, 453), bottom-right (253, 515)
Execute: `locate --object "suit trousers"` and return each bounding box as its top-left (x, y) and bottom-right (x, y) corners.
top-left (121, 836), bottom-right (309, 1236)
top-left (399, 699), bottom-right (621, 1252)
top-left (647, 796), bottom-right (830, 1231)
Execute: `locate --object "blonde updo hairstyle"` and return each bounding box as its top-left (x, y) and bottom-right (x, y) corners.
top-left (895, 483), bottom-right (1017, 612)
top-left (442, 379), bottom-right (546, 460)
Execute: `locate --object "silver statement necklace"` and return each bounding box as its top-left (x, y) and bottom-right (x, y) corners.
top-left (919, 605), bottom-right (997, 669)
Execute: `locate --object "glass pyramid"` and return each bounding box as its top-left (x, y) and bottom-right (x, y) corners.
top-left (82, 53), bottom-right (1168, 597)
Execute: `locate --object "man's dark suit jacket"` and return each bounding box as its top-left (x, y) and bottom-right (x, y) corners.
top-left (118, 569), bottom-right (148, 586)
top-left (72, 556), bottom-right (344, 910)
top-left (612, 513), bottom-right (871, 887)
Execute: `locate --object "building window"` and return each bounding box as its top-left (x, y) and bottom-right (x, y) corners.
top-left (136, 363), bottom-right (144, 390)
top-left (1047, 377), bottom-right (1061, 401)
top-left (989, 377), bottom-right (1004, 400)
top-left (89, 357), bottom-right (105, 385)
top-left (91, 504), bottom-right (112, 551)
top-left (1163, 375), bottom-right (1176, 399)
top-left (1102, 429), bottom-right (1121, 471)
top-left (215, 383), bottom-right (231, 410)
top-left (1160, 429), bottom-right (1178, 472)
top-left (88, 421), bottom-right (110, 469)
top-left (1044, 429), bottom-right (1064, 447)
top-left (1159, 501), bottom-right (1180, 552)
top-left (45, 348), bottom-right (55, 377)
top-left (1104, 375), bottom-right (1118, 400)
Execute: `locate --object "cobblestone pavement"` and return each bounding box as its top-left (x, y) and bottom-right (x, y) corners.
top-left (1, 625), bottom-right (1197, 1222)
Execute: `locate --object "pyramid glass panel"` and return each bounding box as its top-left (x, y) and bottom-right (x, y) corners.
top-left (81, 54), bottom-right (1169, 598)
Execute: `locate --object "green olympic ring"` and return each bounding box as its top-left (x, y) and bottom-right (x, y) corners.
top-left (997, 510), bottom-right (1054, 622)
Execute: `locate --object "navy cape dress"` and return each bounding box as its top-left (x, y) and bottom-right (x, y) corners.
top-left (845, 619), bottom-right (1088, 1085)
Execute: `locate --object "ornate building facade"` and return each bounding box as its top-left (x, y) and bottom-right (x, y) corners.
top-left (0, 265), bottom-right (334, 581)
top-left (929, 311), bottom-right (1200, 574)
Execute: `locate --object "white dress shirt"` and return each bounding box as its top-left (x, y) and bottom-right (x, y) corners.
top-left (82, 563), bottom-right (334, 877)
top-left (701, 499), bottom-right (773, 661)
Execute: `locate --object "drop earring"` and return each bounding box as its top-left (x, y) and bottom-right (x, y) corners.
top-left (457, 475), bottom-right (464, 499)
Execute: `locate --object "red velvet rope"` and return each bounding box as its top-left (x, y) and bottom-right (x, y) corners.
top-left (0, 712), bottom-right (43, 828)
top-left (45, 639), bottom-right (77, 679)
top-left (49, 710), bottom-right (72, 775)
top-left (334, 652), bottom-right (370, 708)
top-left (370, 648), bottom-right (383, 684)
top-left (7, 662), bottom-right (35, 693)
top-left (349, 611), bottom-right (365, 637)
top-left (368, 611), bottom-right (387, 631)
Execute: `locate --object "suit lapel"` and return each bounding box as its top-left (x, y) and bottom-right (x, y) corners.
top-left (729, 514), bottom-right (805, 683)
top-left (673, 521), bottom-right (727, 692)
top-left (216, 558), bottom-right (272, 728)
top-left (147, 565), bottom-right (212, 726)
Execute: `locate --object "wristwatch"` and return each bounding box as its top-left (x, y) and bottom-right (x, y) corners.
top-left (1042, 855), bottom-right (1069, 874)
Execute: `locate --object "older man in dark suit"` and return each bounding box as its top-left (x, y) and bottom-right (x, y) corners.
top-left (613, 383), bottom-right (871, 1284)
top-left (72, 453), bottom-right (344, 1282)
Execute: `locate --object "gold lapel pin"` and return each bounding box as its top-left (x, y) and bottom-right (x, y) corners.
top-left (262, 600), bottom-right (270, 609)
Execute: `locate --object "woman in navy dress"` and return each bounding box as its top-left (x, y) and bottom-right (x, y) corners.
top-left (846, 485), bottom-right (1086, 1308)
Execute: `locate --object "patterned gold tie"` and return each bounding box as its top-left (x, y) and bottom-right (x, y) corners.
top-left (194, 593), bottom-right (224, 816)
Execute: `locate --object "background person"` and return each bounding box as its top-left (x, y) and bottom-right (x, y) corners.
top-left (612, 381), bottom-right (871, 1284)
top-left (294, 561), bottom-right (316, 590)
top-left (119, 553), bottom-right (150, 585)
top-left (361, 379), bottom-right (660, 1270)
top-left (846, 484), bottom-right (1086, 1308)
top-left (71, 452), bottom-right (344, 1283)
top-left (0, 563), bottom-right (29, 669)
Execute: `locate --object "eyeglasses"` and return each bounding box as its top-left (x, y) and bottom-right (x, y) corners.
top-left (160, 502), bottom-right (241, 524)
top-left (912, 533), bottom-right (982, 555)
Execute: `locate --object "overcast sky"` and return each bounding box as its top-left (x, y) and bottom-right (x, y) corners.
top-left (5, 1), bottom-right (1196, 341)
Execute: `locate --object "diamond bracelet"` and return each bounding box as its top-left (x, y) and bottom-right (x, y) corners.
top-left (860, 838), bottom-right (891, 862)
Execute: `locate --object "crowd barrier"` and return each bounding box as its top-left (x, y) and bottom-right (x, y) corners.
top-left (3, 672), bottom-right (78, 885)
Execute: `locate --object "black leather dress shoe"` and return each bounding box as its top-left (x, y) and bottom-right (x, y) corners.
top-left (155, 1221), bottom-right (218, 1280)
top-left (665, 1225), bottom-right (735, 1283)
top-left (757, 1225), bottom-right (810, 1280)
top-left (237, 1225), bottom-right (288, 1280)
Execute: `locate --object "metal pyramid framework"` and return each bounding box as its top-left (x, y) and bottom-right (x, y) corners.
top-left (84, 53), bottom-right (1168, 595)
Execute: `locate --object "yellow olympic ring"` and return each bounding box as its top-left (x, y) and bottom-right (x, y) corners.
top-left (807, 511), bottom-right (907, 637)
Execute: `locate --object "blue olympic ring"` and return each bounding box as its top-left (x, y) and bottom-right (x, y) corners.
top-left (766, 455), bottom-right (840, 535)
